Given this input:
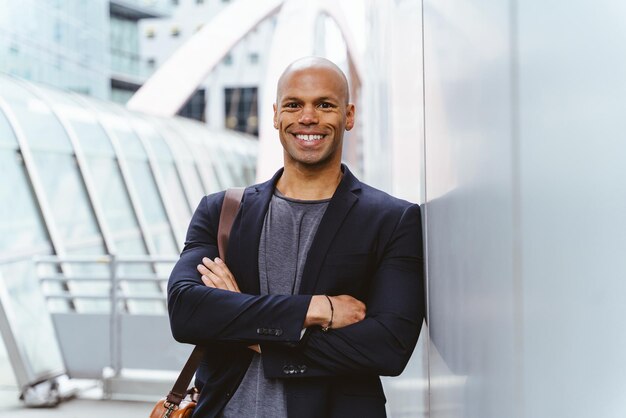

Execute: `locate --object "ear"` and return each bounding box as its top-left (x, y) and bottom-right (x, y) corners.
top-left (345, 103), bottom-right (355, 131)
top-left (273, 103), bottom-right (278, 129)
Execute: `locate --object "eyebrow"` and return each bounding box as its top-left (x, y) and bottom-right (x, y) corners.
top-left (280, 96), bottom-right (341, 104)
top-left (280, 96), bottom-right (303, 103)
top-left (316, 96), bottom-right (340, 103)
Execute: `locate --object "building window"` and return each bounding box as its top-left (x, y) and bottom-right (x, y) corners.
top-left (196, 0), bottom-right (205, 4)
top-left (171, 26), bottom-right (180, 37)
top-left (223, 53), bottom-right (233, 66)
top-left (177, 89), bottom-right (206, 122)
top-left (171, 0), bottom-right (179, 5)
top-left (146, 27), bottom-right (156, 38)
top-left (147, 58), bottom-right (156, 68)
top-left (224, 87), bottom-right (258, 137)
top-left (248, 52), bottom-right (259, 65)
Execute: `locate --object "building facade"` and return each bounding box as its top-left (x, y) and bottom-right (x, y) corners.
top-left (0, 0), bottom-right (170, 104)
top-left (139, 0), bottom-right (275, 134)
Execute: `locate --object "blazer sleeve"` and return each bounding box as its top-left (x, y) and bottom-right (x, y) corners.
top-left (261, 203), bottom-right (425, 377)
top-left (167, 193), bottom-right (312, 346)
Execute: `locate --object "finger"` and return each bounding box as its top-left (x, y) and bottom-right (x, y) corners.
top-left (201, 258), bottom-right (237, 291)
top-left (208, 271), bottom-right (240, 293)
top-left (203, 257), bottom-right (230, 278)
top-left (214, 258), bottom-right (240, 292)
top-left (206, 257), bottom-right (229, 276)
top-left (201, 257), bottom-right (241, 293)
top-left (197, 264), bottom-right (211, 277)
top-left (201, 275), bottom-right (215, 288)
top-left (205, 271), bottom-right (231, 291)
top-left (202, 257), bottom-right (220, 274)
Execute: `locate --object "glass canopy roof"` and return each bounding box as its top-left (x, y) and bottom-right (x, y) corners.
top-left (0, 73), bottom-right (257, 392)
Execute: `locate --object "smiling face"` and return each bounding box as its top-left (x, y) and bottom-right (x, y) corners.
top-left (273, 62), bottom-right (355, 172)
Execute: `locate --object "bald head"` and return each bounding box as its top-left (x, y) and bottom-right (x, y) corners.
top-left (276, 57), bottom-right (350, 105)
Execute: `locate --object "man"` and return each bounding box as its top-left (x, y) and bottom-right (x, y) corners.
top-left (168, 57), bottom-right (424, 418)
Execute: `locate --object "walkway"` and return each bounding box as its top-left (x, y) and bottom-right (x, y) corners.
top-left (0, 388), bottom-right (153, 418)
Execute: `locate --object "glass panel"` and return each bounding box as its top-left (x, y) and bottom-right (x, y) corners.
top-left (0, 121), bottom-right (64, 383)
top-left (151, 224), bottom-right (178, 256)
top-left (31, 152), bottom-right (102, 247)
top-left (0, 261), bottom-right (65, 378)
top-left (153, 122), bottom-right (206, 202)
top-left (158, 161), bottom-right (191, 227)
top-left (0, 151), bottom-right (49, 255)
top-left (46, 91), bottom-right (150, 255)
top-left (200, 130), bottom-right (232, 189)
top-left (178, 163), bottom-right (206, 203)
top-left (70, 119), bottom-right (116, 156)
top-left (34, 85), bottom-right (115, 157)
top-left (132, 117), bottom-right (172, 158)
top-left (86, 156), bottom-right (140, 235)
top-left (133, 117), bottom-right (200, 213)
top-left (0, 333), bottom-right (17, 387)
top-left (111, 127), bottom-right (147, 160)
top-left (0, 77), bottom-right (72, 152)
top-left (126, 161), bottom-right (180, 252)
top-left (83, 98), bottom-right (179, 256)
top-left (0, 108), bottom-right (18, 147)
top-left (165, 118), bottom-right (222, 192)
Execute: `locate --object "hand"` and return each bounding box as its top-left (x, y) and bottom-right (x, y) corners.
top-left (197, 257), bottom-right (240, 292)
top-left (197, 257), bottom-right (258, 353)
top-left (304, 295), bottom-right (366, 329)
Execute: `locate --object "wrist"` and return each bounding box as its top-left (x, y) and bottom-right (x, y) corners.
top-left (304, 295), bottom-right (331, 328)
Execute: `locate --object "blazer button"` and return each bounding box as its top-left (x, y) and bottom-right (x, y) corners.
top-left (275, 329), bottom-right (283, 336)
top-left (256, 328), bottom-right (263, 335)
top-left (299, 365), bottom-right (307, 374)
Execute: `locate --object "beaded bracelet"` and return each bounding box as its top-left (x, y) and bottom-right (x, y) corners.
top-left (321, 295), bottom-right (334, 332)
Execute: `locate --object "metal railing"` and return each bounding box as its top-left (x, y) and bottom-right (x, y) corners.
top-left (35, 255), bottom-right (181, 389)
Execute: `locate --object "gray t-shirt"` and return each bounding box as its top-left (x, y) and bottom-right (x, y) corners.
top-left (221, 191), bottom-right (329, 418)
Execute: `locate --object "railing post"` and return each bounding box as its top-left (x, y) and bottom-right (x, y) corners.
top-left (109, 254), bottom-right (121, 378)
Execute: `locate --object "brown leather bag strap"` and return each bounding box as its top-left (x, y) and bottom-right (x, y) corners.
top-left (217, 187), bottom-right (245, 264)
top-left (165, 346), bottom-right (204, 406)
top-left (166, 188), bottom-right (245, 407)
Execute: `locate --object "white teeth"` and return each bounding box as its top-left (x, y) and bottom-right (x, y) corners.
top-left (295, 134), bottom-right (323, 141)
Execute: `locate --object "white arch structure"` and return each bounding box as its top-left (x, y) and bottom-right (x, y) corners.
top-left (127, 0), bottom-right (365, 181)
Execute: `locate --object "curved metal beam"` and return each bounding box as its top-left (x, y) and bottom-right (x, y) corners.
top-left (127, 0), bottom-right (285, 116)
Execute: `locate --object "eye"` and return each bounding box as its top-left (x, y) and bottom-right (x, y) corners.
top-left (284, 102), bottom-right (299, 109)
top-left (318, 102), bottom-right (334, 109)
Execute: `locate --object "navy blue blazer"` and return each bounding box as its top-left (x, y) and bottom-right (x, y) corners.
top-left (167, 165), bottom-right (425, 418)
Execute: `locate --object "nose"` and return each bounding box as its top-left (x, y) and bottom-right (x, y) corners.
top-left (298, 104), bottom-right (318, 125)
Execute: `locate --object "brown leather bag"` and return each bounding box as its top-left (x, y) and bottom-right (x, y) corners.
top-left (149, 188), bottom-right (244, 418)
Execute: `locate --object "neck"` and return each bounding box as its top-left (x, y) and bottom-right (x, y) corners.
top-left (276, 164), bottom-right (343, 200)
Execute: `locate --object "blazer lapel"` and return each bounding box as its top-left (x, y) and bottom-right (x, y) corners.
top-left (228, 168), bottom-right (283, 295)
top-left (298, 166), bottom-right (361, 295)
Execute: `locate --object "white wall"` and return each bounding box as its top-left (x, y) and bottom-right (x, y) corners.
top-left (423, 1), bottom-right (626, 417)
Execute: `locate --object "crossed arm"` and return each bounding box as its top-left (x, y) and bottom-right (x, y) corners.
top-left (168, 195), bottom-right (424, 378)
top-left (197, 257), bottom-right (367, 331)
